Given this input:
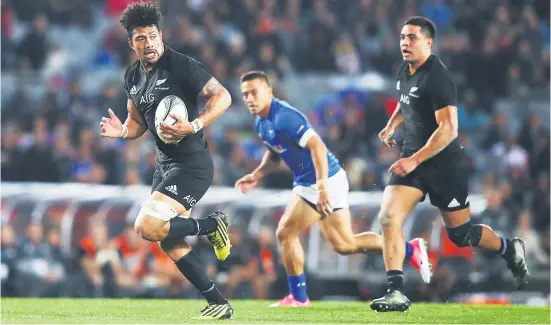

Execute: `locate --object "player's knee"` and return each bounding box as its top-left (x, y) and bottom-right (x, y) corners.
top-left (275, 226), bottom-right (287, 243)
top-left (445, 221), bottom-right (482, 247)
top-left (332, 243), bottom-right (356, 255)
top-left (275, 224), bottom-right (295, 243)
top-left (134, 200), bottom-right (177, 241)
top-left (377, 210), bottom-right (401, 230)
top-left (134, 221), bottom-right (164, 242)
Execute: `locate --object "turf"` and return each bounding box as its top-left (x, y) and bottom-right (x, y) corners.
top-left (1, 299), bottom-right (549, 324)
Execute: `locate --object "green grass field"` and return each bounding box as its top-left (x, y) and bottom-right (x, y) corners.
top-left (1, 299), bottom-right (549, 324)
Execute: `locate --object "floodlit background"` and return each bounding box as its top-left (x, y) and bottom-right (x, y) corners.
top-left (1, 0), bottom-right (549, 305)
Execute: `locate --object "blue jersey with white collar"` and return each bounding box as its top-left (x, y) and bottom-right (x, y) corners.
top-left (255, 98), bottom-right (342, 186)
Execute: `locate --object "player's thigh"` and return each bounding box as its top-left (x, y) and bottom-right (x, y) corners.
top-left (424, 153), bottom-right (471, 225)
top-left (379, 177), bottom-right (424, 228)
top-left (440, 206), bottom-right (471, 228)
top-left (134, 191), bottom-right (184, 238)
top-left (157, 160), bottom-right (214, 211)
top-left (293, 169), bottom-right (350, 211)
top-left (136, 162), bottom-right (212, 230)
top-left (319, 208), bottom-right (355, 247)
top-left (276, 193), bottom-right (319, 240)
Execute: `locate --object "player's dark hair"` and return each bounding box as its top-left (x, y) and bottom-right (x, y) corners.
top-left (120, 1), bottom-right (162, 37)
top-left (404, 16), bottom-right (436, 39)
top-left (240, 71), bottom-right (271, 87)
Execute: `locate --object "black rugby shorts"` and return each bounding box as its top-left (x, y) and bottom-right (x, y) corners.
top-left (388, 149), bottom-right (470, 211)
top-left (151, 150), bottom-right (214, 210)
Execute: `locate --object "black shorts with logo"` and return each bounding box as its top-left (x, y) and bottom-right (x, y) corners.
top-left (151, 149), bottom-right (214, 210)
top-left (388, 148), bottom-right (470, 211)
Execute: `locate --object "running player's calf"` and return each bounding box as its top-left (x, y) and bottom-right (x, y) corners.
top-left (319, 214), bottom-right (431, 283)
top-left (134, 199), bottom-right (231, 260)
top-left (442, 209), bottom-right (529, 288)
top-left (160, 237), bottom-right (233, 320)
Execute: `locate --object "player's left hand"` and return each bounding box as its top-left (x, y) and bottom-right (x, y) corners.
top-left (159, 113), bottom-right (193, 143)
top-left (389, 156), bottom-right (420, 176)
top-left (317, 190), bottom-right (333, 219)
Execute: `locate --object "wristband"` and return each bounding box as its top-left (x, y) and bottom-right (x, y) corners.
top-left (120, 125), bottom-right (129, 138)
top-left (317, 178), bottom-right (328, 192)
top-left (191, 118), bottom-right (203, 134)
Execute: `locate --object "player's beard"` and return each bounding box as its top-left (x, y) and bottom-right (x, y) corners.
top-left (141, 59), bottom-right (155, 69)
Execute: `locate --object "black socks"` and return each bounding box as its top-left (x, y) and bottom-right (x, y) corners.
top-left (387, 270), bottom-right (404, 292)
top-left (499, 237), bottom-right (515, 263)
top-left (166, 217), bottom-right (218, 240)
top-left (175, 252), bottom-right (227, 305)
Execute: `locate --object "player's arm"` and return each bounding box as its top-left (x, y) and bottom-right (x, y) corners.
top-left (195, 77), bottom-right (232, 130)
top-left (386, 102), bottom-right (403, 129)
top-left (122, 99), bottom-right (148, 139)
top-left (305, 134), bottom-right (329, 191)
top-left (411, 106), bottom-right (458, 163)
top-left (279, 111), bottom-right (330, 191)
top-left (251, 149), bottom-right (281, 180)
top-left (411, 68), bottom-right (459, 164)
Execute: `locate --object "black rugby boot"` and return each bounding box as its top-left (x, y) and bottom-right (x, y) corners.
top-left (506, 237), bottom-right (530, 289)
top-left (370, 290), bottom-right (411, 312)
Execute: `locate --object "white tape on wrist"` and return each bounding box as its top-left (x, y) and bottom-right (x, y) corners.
top-left (191, 119), bottom-right (203, 133)
top-left (120, 125), bottom-right (129, 138)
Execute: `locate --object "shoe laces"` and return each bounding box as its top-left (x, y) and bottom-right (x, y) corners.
top-left (209, 231), bottom-right (224, 250)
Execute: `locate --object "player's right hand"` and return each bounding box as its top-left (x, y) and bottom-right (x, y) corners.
top-left (235, 174), bottom-right (258, 194)
top-left (378, 125), bottom-right (396, 148)
top-left (100, 108), bottom-right (123, 138)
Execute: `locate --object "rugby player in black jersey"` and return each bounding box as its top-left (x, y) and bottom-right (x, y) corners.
top-left (99, 2), bottom-right (232, 319)
top-left (370, 16), bottom-right (529, 312)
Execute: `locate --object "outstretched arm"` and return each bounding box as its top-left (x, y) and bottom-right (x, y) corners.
top-left (100, 100), bottom-right (147, 139)
top-left (252, 149), bottom-right (281, 180)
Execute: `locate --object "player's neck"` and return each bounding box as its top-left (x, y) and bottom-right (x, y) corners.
top-left (259, 98), bottom-right (273, 118)
top-left (259, 105), bottom-right (270, 118)
top-left (408, 53), bottom-right (431, 75)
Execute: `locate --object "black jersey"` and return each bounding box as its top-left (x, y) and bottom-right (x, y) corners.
top-left (396, 54), bottom-right (461, 160)
top-left (123, 46), bottom-right (212, 163)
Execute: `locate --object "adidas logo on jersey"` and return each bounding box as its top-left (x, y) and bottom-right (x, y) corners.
top-left (165, 185), bottom-right (178, 196)
top-left (448, 198), bottom-right (460, 208)
top-left (129, 85), bottom-right (137, 95)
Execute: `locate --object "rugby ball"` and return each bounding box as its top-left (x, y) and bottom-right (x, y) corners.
top-left (155, 95), bottom-right (188, 143)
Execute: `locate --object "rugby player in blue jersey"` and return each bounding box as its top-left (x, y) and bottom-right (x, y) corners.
top-left (236, 71), bottom-right (431, 307)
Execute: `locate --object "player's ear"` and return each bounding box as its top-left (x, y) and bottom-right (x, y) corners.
top-left (128, 37), bottom-right (137, 51)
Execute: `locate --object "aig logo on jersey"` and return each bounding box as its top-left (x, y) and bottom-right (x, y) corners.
top-left (399, 86), bottom-right (419, 105)
top-left (140, 93), bottom-right (155, 104)
top-left (183, 195), bottom-right (197, 207)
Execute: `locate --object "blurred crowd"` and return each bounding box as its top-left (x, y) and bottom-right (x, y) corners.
top-left (1, 219), bottom-right (288, 299)
top-left (1, 0), bottom-right (550, 299)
